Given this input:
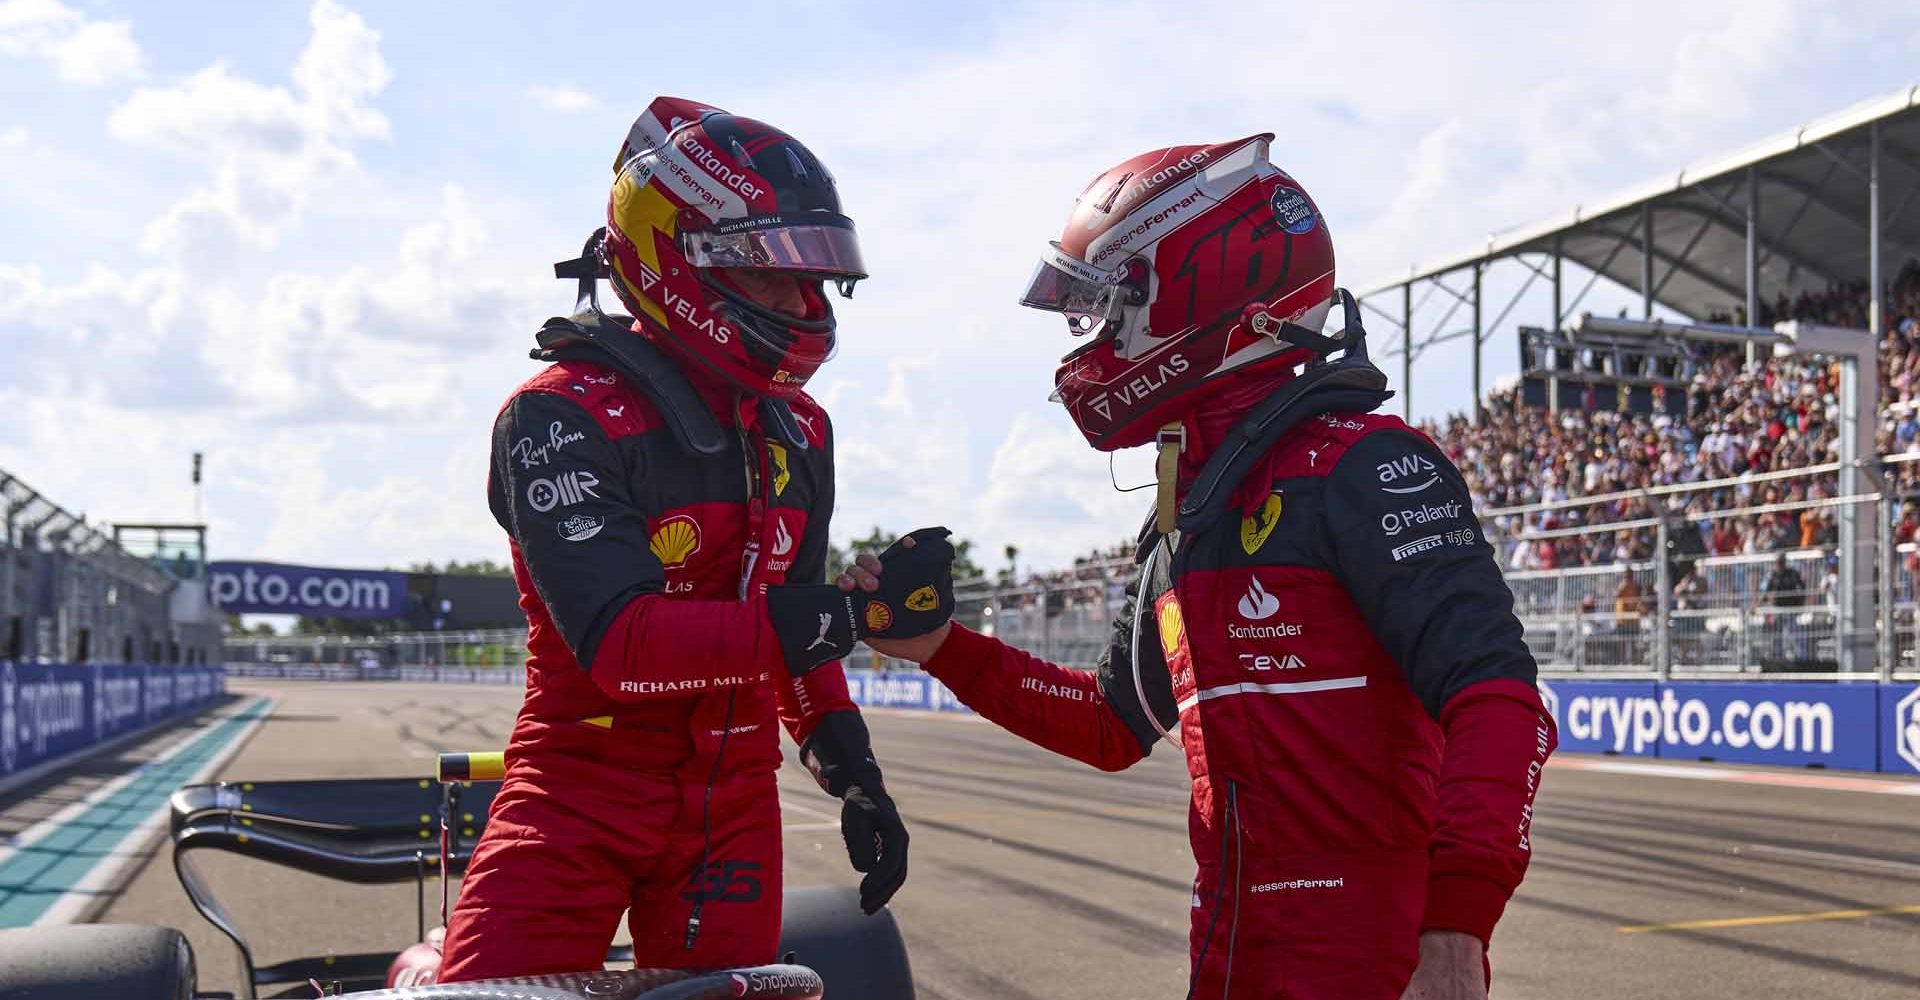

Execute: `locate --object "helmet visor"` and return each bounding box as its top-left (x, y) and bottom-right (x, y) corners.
top-left (1017, 242), bottom-right (1125, 317)
top-left (684, 213), bottom-right (867, 280)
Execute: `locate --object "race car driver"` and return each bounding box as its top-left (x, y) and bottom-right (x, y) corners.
top-left (858, 136), bottom-right (1556, 999)
top-left (438, 97), bottom-right (955, 983)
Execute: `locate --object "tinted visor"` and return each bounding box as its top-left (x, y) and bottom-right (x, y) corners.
top-left (684, 213), bottom-right (867, 280)
top-left (1018, 242), bottom-right (1126, 316)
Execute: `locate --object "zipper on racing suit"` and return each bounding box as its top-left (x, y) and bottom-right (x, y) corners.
top-left (691, 394), bottom-right (768, 950)
top-left (736, 394), bottom-right (767, 601)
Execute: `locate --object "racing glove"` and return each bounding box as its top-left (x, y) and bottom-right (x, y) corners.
top-left (800, 711), bottom-right (909, 914)
top-left (872, 526), bottom-right (957, 636)
top-left (767, 526), bottom-right (957, 675)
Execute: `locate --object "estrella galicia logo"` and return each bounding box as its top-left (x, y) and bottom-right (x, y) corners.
top-left (557, 514), bottom-right (605, 543)
top-left (1, 662), bottom-right (15, 774)
top-left (1271, 186), bottom-right (1319, 235)
top-left (1896, 686), bottom-right (1920, 774)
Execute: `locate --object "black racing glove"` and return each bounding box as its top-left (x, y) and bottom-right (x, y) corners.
top-left (868, 526), bottom-right (957, 639)
top-left (800, 711), bottom-right (909, 915)
top-left (767, 527), bottom-right (958, 675)
top-left (767, 585), bottom-right (865, 675)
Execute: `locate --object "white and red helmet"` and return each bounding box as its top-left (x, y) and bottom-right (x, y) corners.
top-left (1021, 135), bottom-right (1336, 450)
top-left (604, 96), bottom-right (866, 398)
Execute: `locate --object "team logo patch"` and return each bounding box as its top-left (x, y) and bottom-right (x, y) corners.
top-left (1240, 493), bottom-right (1283, 555)
top-left (558, 515), bottom-right (605, 543)
top-left (768, 443), bottom-right (791, 497)
top-left (865, 601), bottom-right (894, 633)
top-left (649, 515), bottom-right (701, 568)
top-left (1271, 186), bottom-right (1319, 235)
top-left (905, 585), bottom-right (938, 612)
top-left (1156, 594), bottom-right (1186, 657)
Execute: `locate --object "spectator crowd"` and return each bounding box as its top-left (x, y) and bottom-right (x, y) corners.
top-left (1425, 260), bottom-right (1920, 587)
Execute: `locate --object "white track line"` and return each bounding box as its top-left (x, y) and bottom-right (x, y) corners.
top-left (27, 697), bottom-right (275, 925)
top-left (0, 700), bottom-right (256, 869)
top-left (1551, 756), bottom-right (1920, 795)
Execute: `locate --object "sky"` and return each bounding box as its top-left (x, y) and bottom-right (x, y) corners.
top-left (2, 0), bottom-right (1918, 575)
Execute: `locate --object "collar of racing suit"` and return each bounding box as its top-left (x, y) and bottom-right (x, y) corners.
top-left (1174, 365), bottom-right (1298, 514)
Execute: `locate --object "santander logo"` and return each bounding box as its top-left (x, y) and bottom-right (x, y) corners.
top-left (771, 517), bottom-right (794, 557)
top-left (1237, 577), bottom-right (1280, 620)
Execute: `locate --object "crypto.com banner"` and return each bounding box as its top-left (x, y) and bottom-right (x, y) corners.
top-left (210, 561), bottom-right (407, 618)
top-left (0, 661), bottom-right (226, 781)
top-left (1536, 679), bottom-right (1919, 774)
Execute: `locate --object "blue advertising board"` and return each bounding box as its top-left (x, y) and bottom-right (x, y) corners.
top-left (1537, 678), bottom-right (1887, 772)
top-left (209, 561), bottom-right (408, 618)
top-left (0, 662), bottom-right (227, 781)
top-left (844, 670), bottom-right (970, 713)
top-left (1532, 680), bottom-right (1658, 755)
top-left (1656, 682), bottom-right (1878, 771)
top-left (1882, 683), bottom-right (1920, 776)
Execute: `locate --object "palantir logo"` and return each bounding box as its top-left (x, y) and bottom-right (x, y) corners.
top-left (1237, 577), bottom-right (1280, 620)
top-left (1896, 686), bottom-right (1920, 774)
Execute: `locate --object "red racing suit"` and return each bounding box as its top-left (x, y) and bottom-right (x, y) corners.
top-left (439, 357), bottom-right (858, 981)
top-left (921, 405), bottom-right (1555, 999)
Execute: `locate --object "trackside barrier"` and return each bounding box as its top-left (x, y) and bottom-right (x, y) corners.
top-left (0, 661), bottom-right (228, 789)
top-left (842, 670), bottom-right (1920, 776)
top-left (1535, 679), bottom-right (1920, 775)
top-left (222, 663), bottom-right (527, 686)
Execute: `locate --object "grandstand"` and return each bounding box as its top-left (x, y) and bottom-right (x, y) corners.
top-left (0, 468), bottom-right (214, 666)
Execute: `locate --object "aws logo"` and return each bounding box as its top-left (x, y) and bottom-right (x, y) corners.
top-left (1240, 493), bottom-right (1283, 554)
top-left (649, 515), bottom-right (701, 569)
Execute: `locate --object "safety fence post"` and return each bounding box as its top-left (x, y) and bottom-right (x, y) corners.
top-left (1654, 518), bottom-right (1672, 680)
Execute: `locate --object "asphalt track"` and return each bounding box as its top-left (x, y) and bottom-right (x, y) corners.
top-left (3, 679), bottom-right (1917, 998)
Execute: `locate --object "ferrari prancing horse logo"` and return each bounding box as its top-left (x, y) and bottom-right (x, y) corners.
top-left (768, 443), bottom-right (791, 498)
top-left (1240, 493), bottom-right (1283, 554)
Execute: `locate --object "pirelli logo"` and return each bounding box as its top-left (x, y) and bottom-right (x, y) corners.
top-left (1390, 534), bottom-right (1445, 561)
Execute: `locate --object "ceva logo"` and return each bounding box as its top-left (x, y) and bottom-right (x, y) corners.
top-left (1896, 686), bottom-right (1920, 774)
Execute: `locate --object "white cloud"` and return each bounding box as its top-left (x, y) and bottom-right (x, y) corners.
top-left (0, 124), bottom-right (26, 148)
top-left (108, 0), bottom-right (390, 259)
top-left (0, 0), bottom-right (142, 84)
top-left (528, 85), bottom-right (594, 112)
top-left (4, 0), bottom-right (1918, 576)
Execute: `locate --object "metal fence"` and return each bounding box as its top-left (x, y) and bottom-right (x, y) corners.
top-left (223, 464), bottom-right (1920, 682)
top-left (1, 468), bottom-right (211, 666)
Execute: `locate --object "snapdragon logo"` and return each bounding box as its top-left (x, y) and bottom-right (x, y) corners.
top-left (1555, 686), bottom-right (1834, 756)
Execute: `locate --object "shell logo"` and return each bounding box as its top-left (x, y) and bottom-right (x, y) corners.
top-left (865, 601), bottom-right (894, 633)
top-left (649, 515), bottom-right (701, 569)
top-left (1240, 492), bottom-right (1283, 555)
top-left (1156, 595), bottom-right (1186, 657)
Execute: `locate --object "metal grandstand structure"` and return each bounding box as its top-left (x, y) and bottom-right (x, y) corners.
top-left (0, 468), bottom-right (212, 665)
top-left (1359, 84), bottom-right (1920, 421)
